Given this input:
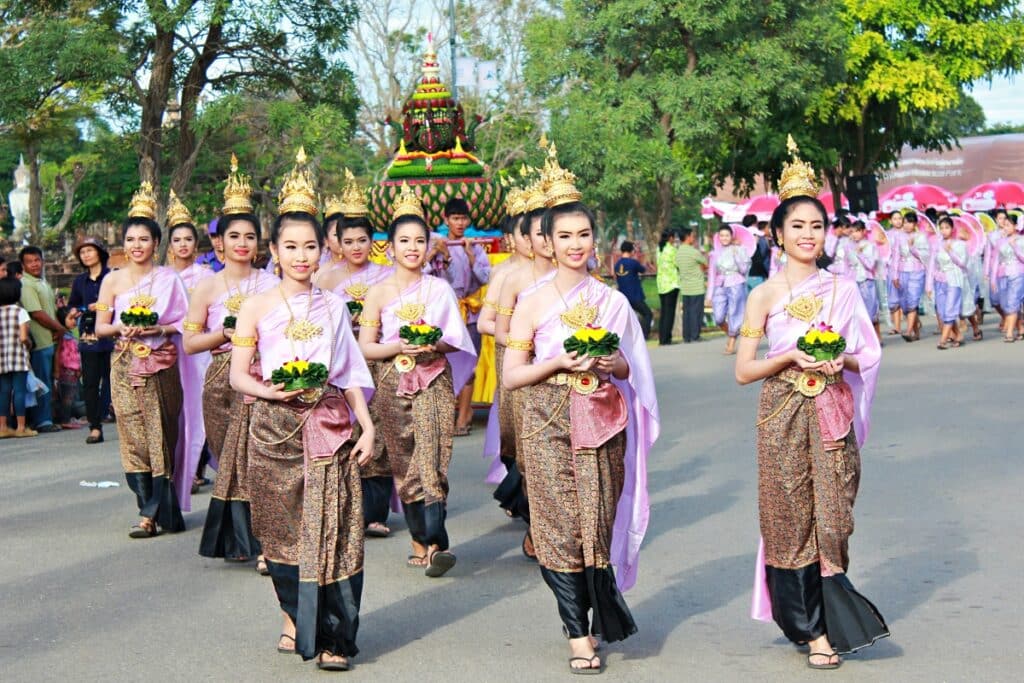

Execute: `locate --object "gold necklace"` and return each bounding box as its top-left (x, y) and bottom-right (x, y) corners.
top-left (280, 284), bottom-right (323, 341)
top-left (129, 268), bottom-right (158, 309)
top-left (553, 276), bottom-right (598, 329)
top-left (340, 262), bottom-right (370, 301)
top-left (395, 276), bottom-right (428, 322)
top-left (782, 268), bottom-right (824, 323)
top-left (224, 269), bottom-right (257, 315)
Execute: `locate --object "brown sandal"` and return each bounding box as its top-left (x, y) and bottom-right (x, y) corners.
top-left (128, 519), bottom-right (158, 538)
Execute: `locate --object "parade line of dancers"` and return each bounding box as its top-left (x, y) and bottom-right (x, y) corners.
top-left (90, 139), bottom-right (901, 673)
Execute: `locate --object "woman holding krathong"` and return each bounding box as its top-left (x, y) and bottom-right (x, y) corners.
top-left (95, 183), bottom-right (198, 538)
top-left (319, 171), bottom-right (395, 539)
top-left (229, 149), bottom-right (375, 671)
top-left (735, 137), bottom-right (888, 671)
top-left (358, 183), bottom-right (476, 579)
top-left (186, 155), bottom-right (278, 568)
top-left (503, 156), bottom-right (658, 675)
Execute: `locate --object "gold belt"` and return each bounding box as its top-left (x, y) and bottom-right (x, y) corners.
top-left (777, 367), bottom-right (842, 398)
top-left (546, 371), bottom-right (600, 395)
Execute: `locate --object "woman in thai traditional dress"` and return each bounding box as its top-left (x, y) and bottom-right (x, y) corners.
top-left (504, 163), bottom-right (659, 674)
top-left (491, 187), bottom-right (558, 556)
top-left (994, 214), bottom-right (1024, 341)
top-left (926, 215), bottom-right (969, 349)
top-left (735, 141), bottom-right (888, 671)
top-left (358, 184), bottom-right (476, 578)
top-left (319, 185), bottom-right (395, 539)
top-left (95, 183), bottom-right (196, 538)
top-left (230, 154), bottom-right (375, 670)
top-left (846, 221), bottom-right (880, 338)
top-left (894, 212), bottom-right (929, 342)
top-left (187, 159), bottom-right (279, 567)
top-left (707, 224), bottom-right (752, 355)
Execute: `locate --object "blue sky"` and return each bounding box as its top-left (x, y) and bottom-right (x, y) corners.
top-left (970, 75), bottom-right (1023, 125)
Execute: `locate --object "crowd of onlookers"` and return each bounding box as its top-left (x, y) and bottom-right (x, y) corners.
top-left (0, 239), bottom-right (113, 441)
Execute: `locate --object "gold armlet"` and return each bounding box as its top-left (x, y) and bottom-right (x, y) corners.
top-left (94, 303), bottom-right (111, 312)
top-left (183, 321), bottom-right (204, 332)
top-left (359, 318), bottom-right (381, 328)
top-left (231, 335), bottom-right (257, 347)
top-left (506, 338), bottom-right (534, 351)
top-left (739, 325), bottom-right (764, 339)
top-left (496, 305), bottom-right (515, 316)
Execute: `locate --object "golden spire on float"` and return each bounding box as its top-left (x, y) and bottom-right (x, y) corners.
top-left (165, 189), bottom-right (193, 228)
top-left (222, 153), bottom-right (254, 215)
top-left (128, 181), bottom-right (158, 220)
top-left (277, 146), bottom-right (319, 216)
top-left (325, 168), bottom-right (369, 218)
top-left (778, 134), bottom-right (820, 201)
top-left (391, 181), bottom-right (425, 220)
top-left (541, 142), bottom-right (583, 208)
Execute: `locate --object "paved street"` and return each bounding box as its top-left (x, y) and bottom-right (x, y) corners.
top-left (1, 322), bottom-right (1021, 682)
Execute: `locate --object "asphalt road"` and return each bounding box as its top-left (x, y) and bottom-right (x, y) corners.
top-left (1, 322), bottom-right (1021, 682)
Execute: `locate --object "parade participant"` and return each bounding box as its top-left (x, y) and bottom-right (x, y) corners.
top-left (893, 211), bottom-right (929, 342)
top-left (319, 172), bottom-right (395, 539)
top-left (735, 137), bottom-right (887, 670)
top-left (707, 225), bottom-right (751, 355)
top-left (313, 175), bottom-right (354, 285)
top-left (994, 214), bottom-right (1024, 342)
top-left (230, 149), bottom-right (375, 670)
top-left (769, 242), bottom-right (787, 277)
top-left (95, 182), bottom-right (196, 538)
top-left (885, 211), bottom-right (906, 335)
top-left (655, 229), bottom-right (680, 346)
top-left (847, 221), bottom-right (881, 338)
top-left (988, 209), bottom-right (1012, 333)
top-left (425, 196), bottom-right (489, 436)
top-left (66, 237), bottom-right (114, 444)
top-left (926, 216), bottom-right (969, 349)
top-left (186, 156), bottom-right (278, 566)
top-left (826, 215), bottom-right (853, 278)
top-left (503, 156), bottom-right (659, 675)
top-left (492, 181), bottom-right (557, 549)
top-left (614, 241), bottom-right (653, 338)
top-left (478, 186), bottom-right (530, 498)
top-left (359, 183), bottom-right (476, 578)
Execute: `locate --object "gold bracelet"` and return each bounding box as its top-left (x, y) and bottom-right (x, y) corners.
top-left (360, 318), bottom-right (381, 327)
top-left (496, 305), bottom-right (515, 316)
top-left (739, 324), bottom-right (764, 339)
top-left (231, 335), bottom-right (257, 347)
top-left (183, 321), bottom-right (204, 332)
top-left (506, 338), bottom-right (534, 351)
top-left (94, 303), bottom-right (111, 312)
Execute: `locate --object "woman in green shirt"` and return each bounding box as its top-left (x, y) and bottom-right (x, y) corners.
top-left (656, 230), bottom-right (681, 344)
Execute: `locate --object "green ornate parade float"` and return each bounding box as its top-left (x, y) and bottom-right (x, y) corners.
top-left (368, 35), bottom-right (505, 231)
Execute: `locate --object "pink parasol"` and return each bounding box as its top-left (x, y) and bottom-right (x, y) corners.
top-left (879, 183), bottom-right (958, 214)
top-left (700, 196), bottom-right (733, 220)
top-left (723, 194), bottom-right (779, 223)
top-left (713, 224), bottom-right (758, 256)
top-left (959, 180), bottom-right (1024, 212)
top-left (953, 216), bottom-right (984, 257)
top-left (866, 220), bottom-right (891, 262)
top-left (818, 191), bottom-right (849, 216)
top-left (974, 211), bottom-right (998, 233)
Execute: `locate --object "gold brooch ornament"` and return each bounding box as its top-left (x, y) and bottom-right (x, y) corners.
top-left (130, 343), bottom-right (152, 359)
top-left (394, 354), bottom-right (416, 373)
top-left (344, 283), bottom-right (369, 301)
top-left (395, 303), bottom-right (427, 323)
top-left (224, 294), bottom-right (246, 315)
top-left (570, 371), bottom-right (599, 395)
top-left (559, 294), bottom-right (599, 329)
top-left (130, 294), bottom-right (157, 310)
top-left (785, 293), bottom-right (824, 323)
top-left (284, 318), bottom-right (324, 342)
top-left (297, 386), bottom-right (325, 404)
top-left (795, 370), bottom-right (828, 398)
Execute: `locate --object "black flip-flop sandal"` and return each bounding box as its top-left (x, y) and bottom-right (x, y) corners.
top-left (425, 549), bottom-right (456, 577)
top-left (806, 651), bottom-right (841, 670)
top-left (316, 653), bottom-right (350, 671)
top-left (128, 522), bottom-right (157, 538)
top-left (568, 655), bottom-right (603, 675)
top-left (277, 634), bottom-right (295, 655)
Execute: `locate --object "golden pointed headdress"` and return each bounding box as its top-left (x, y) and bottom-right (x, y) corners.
top-left (541, 143), bottom-right (583, 208)
top-left (325, 168), bottom-right (369, 218)
top-left (391, 182), bottom-right (425, 220)
top-left (277, 147), bottom-right (319, 216)
top-left (222, 153), bottom-right (254, 215)
top-left (165, 189), bottom-right (193, 228)
top-left (128, 181), bottom-right (158, 220)
top-left (778, 135), bottom-right (820, 201)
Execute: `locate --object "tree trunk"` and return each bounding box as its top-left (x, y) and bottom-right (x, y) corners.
top-left (26, 142), bottom-right (41, 241)
top-left (137, 26), bottom-right (175, 189)
top-left (170, 18), bottom-right (224, 195)
top-left (53, 162), bottom-right (85, 233)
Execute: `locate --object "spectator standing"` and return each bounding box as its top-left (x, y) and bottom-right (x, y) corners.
top-left (656, 230), bottom-right (681, 345)
top-left (675, 228), bottom-right (707, 343)
top-left (66, 237), bottom-right (114, 444)
top-left (18, 246), bottom-right (67, 433)
top-left (614, 241), bottom-right (653, 338)
top-left (0, 278), bottom-right (35, 437)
